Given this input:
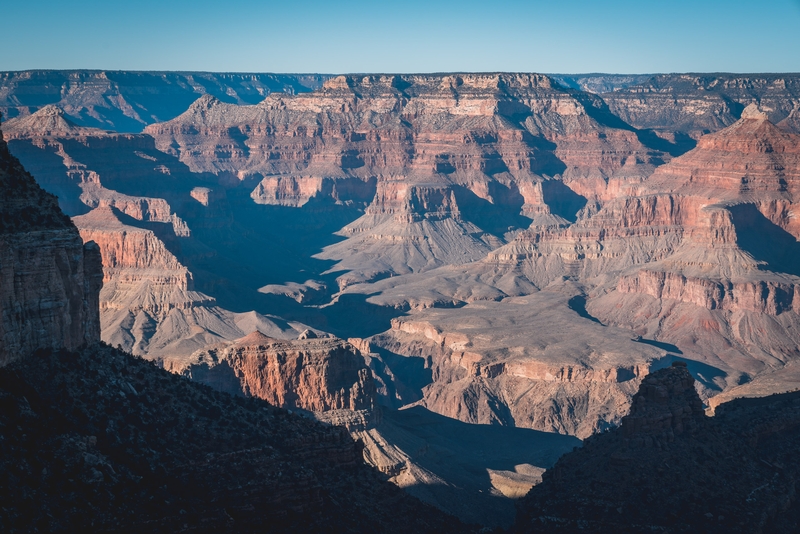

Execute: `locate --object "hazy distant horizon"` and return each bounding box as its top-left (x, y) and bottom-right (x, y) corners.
top-left (1, 69), bottom-right (800, 76)
top-left (2, 0), bottom-right (799, 73)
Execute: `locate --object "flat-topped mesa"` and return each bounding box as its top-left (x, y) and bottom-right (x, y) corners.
top-left (146, 72), bottom-right (661, 204)
top-left (620, 362), bottom-right (706, 440)
top-left (0, 116), bottom-right (102, 365)
top-left (184, 333), bottom-right (376, 413)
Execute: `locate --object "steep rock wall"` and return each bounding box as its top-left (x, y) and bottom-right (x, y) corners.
top-left (184, 331), bottom-right (376, 412)
top-left (0, 118), bottom-right (102, 365)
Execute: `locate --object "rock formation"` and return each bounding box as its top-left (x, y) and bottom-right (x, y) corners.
top-left (145, 73), bottom-right (664, 288)
top-left (183, 331), bottom-right (376, 412)
top-left (5, 105), bottom-right (313, 363)
top-left (513, 362), bottom-right (800, 533)
top-left (0, 71), bottom-right (328, 132)
top-left (0, 114), bottom-right (465, 533)
top-left (6, 72), bottom-right (800, 455)
top-left (179, 330), bottom-right (579, 527)
top-left (0, 344), bottom-right (467, 533)
top-left (364, 292), bottom-right (664, 438)
top-left (0, 113), bottom-right (101, 365)
top-left (341, 105), bottom-right (800, 437)
top-left (558, 73), bottom-right (800, 137)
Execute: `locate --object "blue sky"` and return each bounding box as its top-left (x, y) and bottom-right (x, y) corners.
top-left (1, 0), bottom-right (799, 73)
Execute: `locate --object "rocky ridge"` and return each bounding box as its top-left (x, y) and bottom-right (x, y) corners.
top-left (514, 362), bottom-right (800, 533)
top-left (146, 73), bottom-right (667, 288)
top-left (347, 106), bottom-right (800, 432)
top-left (180, 328), bottom-right (579, 527)
top-left (0, 71), bottom-right (328, 132)
top-left (560, 73), bottom-right (800, 138)
top-left (6, 105), bottom-right (314, 362)
top-left (182, 331), bottom-right (376, 412)
top-left (0, 344), bottom-right (467, 533)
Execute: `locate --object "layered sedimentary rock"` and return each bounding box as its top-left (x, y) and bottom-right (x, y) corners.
top-left (7, 73), bottom-right (800, 450)
top-left (513, 363), bottom-right (800, 533)
top-left (363, 291), bottom-right (665, 438)
top-left (5, 105), bottom-right (312, 363)
top-left (0, 342), bottom-right (466, 533)
top-left (146, 73), bottom-right (666, 286)
top-left (560, 73), bottom-right (800, 137)
top-left (0, 70), bottom-right (328, 132)
top-left (0, 118), bottom-right (101, 365)
top-left (183, 331), bottom-right (376, 412)
top-left (584, 106), bottom-right (800, 382)
top-left (328, 104), bottom-right (800, 436)
top-left (0, 116), bottom-right (465, 532)
top-left (179, 328), bottom-right (580, 527)
top-left (73, 206), bottom-right (305, 362)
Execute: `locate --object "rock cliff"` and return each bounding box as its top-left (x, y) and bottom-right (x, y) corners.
top-left (7, 73), bottom-right (800, 450)
top-left (0, 115), bottom-right (101, 365)
top-left (145, 73), bottom-right (665, 286)
top-left (364, 292), bottom-right (665, 439)
top-left (6, 105), bottom-right (312, 362)
top-left (0, 113), bottom-right (465, 532)
top-left (327, 103), bottom-right (800, 437)
top-left (560, 73), bottom-right (800, 137)
top-left (73, 206), bottom-right (306, 362)
top-left (182, 331), bottom-right (376, 412)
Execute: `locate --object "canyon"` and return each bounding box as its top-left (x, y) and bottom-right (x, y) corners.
top-left (0, 116), bottom-right (467, 532)
top-left (3, 70), bottom-right (800, 527)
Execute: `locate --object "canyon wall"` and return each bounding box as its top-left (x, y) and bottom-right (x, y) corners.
top-left (0, 118), bottom-right (101, 365)
top-left (0, 70), bottom-right (328, 132)
top-left (513, 363), bottom-right (800, 532)
top-left (556, 73), bottom-right (800, 137)
top-left (182, 331), bottom-right (376, 412)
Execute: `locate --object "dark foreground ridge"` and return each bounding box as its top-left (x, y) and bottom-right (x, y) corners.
top-left (0, 343), bottom-right (467, 533)
top-left (513, 362), bottom-right (800, 533)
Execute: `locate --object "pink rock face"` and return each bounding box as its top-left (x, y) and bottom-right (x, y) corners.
top-left (75, 207), bottom-right (188, 277)
top-left (186, 332), bottom-right (376, 413)
top-left (145, 73), bottom-right (658, 217)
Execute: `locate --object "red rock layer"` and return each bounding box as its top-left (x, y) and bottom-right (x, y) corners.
top-left (186, 332), bottom-right (376, 413)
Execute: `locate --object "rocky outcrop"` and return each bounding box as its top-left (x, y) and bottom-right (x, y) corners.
top-left (183, 331), bottom-right (376, 412)
top-left (0, 118), bottom-right (101, 365)
top-left (619, 361), bottom-right (706, 440)
top-left (332, 106), bottom-right (800, 438)
top-left (0, 343), bottom-right (465, 533)
top-left (513, 363), bottom-right (800, 533)
top-left (72, 206), bottom-right (305, 362)
top-left (8, 73), bottom-right (800, 451)
top-left (365, 292), bottom-right (666, 438)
